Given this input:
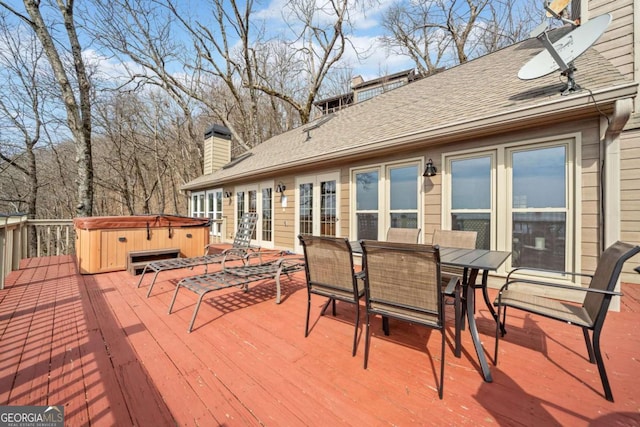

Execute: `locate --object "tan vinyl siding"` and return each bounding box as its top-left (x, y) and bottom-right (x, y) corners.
top-left (203, 135), bottom-right (231, 175)
top-left (620, 129), bottom-right (640, 283)
top-left (273, 176), bottom-right (296, 249)
top-left (590, 0), bottom-right (634, 81)
top-left (289, 118), bottom-right (605, 282)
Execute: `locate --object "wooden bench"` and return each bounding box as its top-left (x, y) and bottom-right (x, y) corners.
top-left (127, 248), bottom-right (181, 275)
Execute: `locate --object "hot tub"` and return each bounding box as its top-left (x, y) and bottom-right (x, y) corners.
top-left (74, 215), bottom-right (211, 274)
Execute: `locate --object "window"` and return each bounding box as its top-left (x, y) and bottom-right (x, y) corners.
top-left (235, 182), bottom-right (274, 247)
top-left (192, 193), bottom-right (206, 217)
top-left (191, 189), bottom-right (223, 237)
top-left (510, 145), bottom-right (568, 271)
top-left (262, 188), bottom-right (273, 242)
top-left (352, 161), bottom-right (421, 241)
top-left (206, 190), bottom-right (223, 237)
top-left (449, 155), bottom-right (494, 249)
top-left (389, 164), bottom-right (419, 229)
top-left (444, 137), bottom-right (575, 272)
top-left (355, 170), bottom-right (379, 240)
top-left (295, 172), bottom-right (340, 251)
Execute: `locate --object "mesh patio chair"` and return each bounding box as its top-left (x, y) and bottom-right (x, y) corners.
top-left (494, 240), bottom-right (640, 402)
top-left (298, 234), bottom-right (364, 356)
top-left (386, 227), bottom-right (421, 243)
top-left (432, 229), bottom-right (477, 350)
top-left (139, 212), bottom-right (259, 297)
top-left (432, 229), bottom-right (477, 286)
top-left (359, 240), bottom-right (460, 399)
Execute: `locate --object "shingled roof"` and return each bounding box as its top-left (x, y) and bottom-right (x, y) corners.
top-left (183, 26), bottom-right (636, 191)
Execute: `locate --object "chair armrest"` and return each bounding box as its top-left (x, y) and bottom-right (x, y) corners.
top-left (506, 267), bottom-right (593, 282)
top-left (499, 278), bottom-right (623, 297)
top-left (443, 276), bottom-right (461, 297)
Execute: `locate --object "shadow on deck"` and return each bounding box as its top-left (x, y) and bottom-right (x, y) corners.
top-left (1, 255), bottom-right (639, 426)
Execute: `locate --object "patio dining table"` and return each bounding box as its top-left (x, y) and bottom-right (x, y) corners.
top-left (351, 241), bottom-right (511, 382)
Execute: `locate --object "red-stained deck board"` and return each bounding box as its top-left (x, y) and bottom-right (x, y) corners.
top-left (47, 268), bottom-right (89, 426)
top-left (88, 272), bottom-right (220, 426)
top-left (111, 275), bottom-right (261, 426)
top-left (2, 255), bottom-right (640, 426)
top-left (6, 272), bottom-right (53, 407)
top-left (79, 274), bottom-right (175, 427)
top-left (142, 281), bottom-right (341, 425)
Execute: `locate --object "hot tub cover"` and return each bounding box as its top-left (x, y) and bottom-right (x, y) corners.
top-left (73, 215), bottom-right (212, 230)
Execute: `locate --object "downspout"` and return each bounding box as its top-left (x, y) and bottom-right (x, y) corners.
top-left (600, 98), bottom-right (632, 311)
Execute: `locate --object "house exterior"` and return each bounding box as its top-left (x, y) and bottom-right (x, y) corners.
top-left (314, 69), bottom-right (423, 116)
top-left (182, 1), bottom-right (640, 304)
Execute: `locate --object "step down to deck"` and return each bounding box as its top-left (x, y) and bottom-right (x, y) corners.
top-left (127, 248), bottom-right (180, 275)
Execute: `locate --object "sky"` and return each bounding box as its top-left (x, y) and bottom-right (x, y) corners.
top-left (246, 0), bottom-right (538, 80)
top-left (0, 0), bottom-right (542, 102)
top-left (79, 0), bottom-right (539, 84)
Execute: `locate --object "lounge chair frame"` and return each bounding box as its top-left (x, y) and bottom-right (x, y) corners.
top-left (168, 256), bottom-right (305, 332)
top-left (138, 212), bottom-right (259, 297)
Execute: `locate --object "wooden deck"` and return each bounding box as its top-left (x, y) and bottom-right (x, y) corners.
top-left (1, 254), bottom-right (639, 426)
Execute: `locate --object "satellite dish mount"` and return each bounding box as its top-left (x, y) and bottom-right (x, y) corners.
top-left (518, 12), bottom-right (612, 96)
top-left (536, 30), bottom-right (579, 95)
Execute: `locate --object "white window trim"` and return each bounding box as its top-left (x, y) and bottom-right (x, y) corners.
top-left (233, 182), bottom-right (275, 249)
top-left (441, 132), bottom-right (582, 279)
top-left (350, 158), bottom-right (424, 241)
top-left (294, 171), bottom-right (341, 252)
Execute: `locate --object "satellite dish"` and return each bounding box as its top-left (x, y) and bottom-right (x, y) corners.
top-left (518, 13), bottom-right (612, 95)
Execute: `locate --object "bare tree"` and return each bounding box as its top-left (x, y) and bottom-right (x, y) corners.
top-left (380, 0), bottom-right (537, 74)
top-left (0, 0), bottom-right (94, 216)
top-left (90, 89), bottom-right (201, 216)
top-left (0, 11), bottom-right (48, 252)
top-left (250, 0), bottom-right (353, 124)
top-left (85, 0), bottom-right (361, 152)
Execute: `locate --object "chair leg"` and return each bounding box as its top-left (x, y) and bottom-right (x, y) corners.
top-left (187, 293), bottom-right (207, 333)
top-left (459, 285), bottom-right (467, 331)
top-left (592, 327), bottom-right (614, 402)
top-left (454, 288), bottom-right (462, 357)
top-left (583, 327), bottom-right (596, 363)
top-left (136, 265), bottom-right (149, 288)
top-left (305, 295), bottom-right (311, 337)
top-left (364, 312), bottom-right (371, 369)
top-left (320, 297), bottom-right (332, 316)
top-left (145, 270), bottom-right (162, 298)
top-left (352, 302), bottom-right (359, 357)
top-left (494, 303), bottom-right (502, 365)
top-left (167, 283), bottom-right (182, 314)
top-left (439, 329), bottom-right (445, 399)
top-left (382, 316), bottom-right (390, 336)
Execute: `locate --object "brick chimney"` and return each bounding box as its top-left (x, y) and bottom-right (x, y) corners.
top-left (203, 124), bottom-right (231, 175)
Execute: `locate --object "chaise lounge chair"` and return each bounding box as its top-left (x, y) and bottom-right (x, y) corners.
top-left (138, 212), bottom-right (259, 297)
top-left (168, 255), bottom-right (305, 332)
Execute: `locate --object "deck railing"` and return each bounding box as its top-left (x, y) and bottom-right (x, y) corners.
top-left (0, 215), bottom-right (75, 289)
top-left (1, 216), bottom-right (227, 289)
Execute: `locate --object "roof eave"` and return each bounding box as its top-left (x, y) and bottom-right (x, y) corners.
top-left (182, 82), bottom-right (637, 192)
